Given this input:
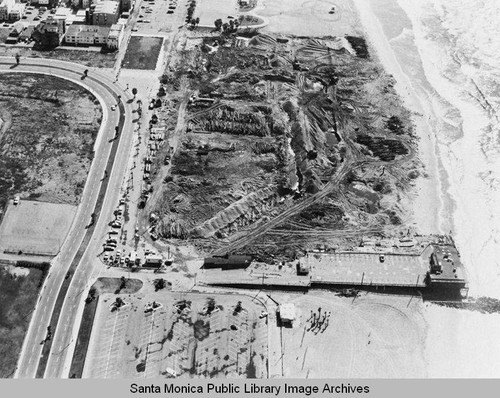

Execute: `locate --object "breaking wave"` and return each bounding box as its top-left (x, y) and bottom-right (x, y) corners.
top-left (395, 0), bottom-right (500, 297)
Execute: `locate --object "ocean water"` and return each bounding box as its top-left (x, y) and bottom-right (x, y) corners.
top-left (368, 0), bottom-right (500, 297)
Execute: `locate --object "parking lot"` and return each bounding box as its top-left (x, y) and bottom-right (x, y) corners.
top-left (83, 291), bottom-right (268, 378)
top-left (87, 301), bottom-right (131, 378)
top-left (132, 0), bottom-right (189, 35)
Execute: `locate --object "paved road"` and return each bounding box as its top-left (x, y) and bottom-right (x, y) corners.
top-left (0, 57), bottom-right (136, 378)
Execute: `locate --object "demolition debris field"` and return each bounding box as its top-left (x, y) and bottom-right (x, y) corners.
top-left (145, 29), bottom-right (419, 260)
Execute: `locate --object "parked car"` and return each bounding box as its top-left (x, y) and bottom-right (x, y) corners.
top-left (13, 195), bottom-right (20, 205)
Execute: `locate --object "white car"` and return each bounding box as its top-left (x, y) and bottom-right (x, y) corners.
top-left (111, 105), bottom-right (117, 111)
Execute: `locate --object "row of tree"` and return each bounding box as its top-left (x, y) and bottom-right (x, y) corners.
top-left (214, 18), bottom-right (240, 34)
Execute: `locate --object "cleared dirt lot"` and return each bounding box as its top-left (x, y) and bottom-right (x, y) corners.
top-left (83, 290), bottom-right (268, 378)
top-left (0, 200), bottom-right (76, 257)
top-left (274, 291), bottom-right (427, 378)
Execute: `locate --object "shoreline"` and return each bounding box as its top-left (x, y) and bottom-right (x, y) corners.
top-left (353, 0), bottom-right (500, 377)
top-left (351, 0), bottom-right (448, 235)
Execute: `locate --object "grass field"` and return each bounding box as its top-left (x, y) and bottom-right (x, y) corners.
top-left (0, 73), bottom-right (101, 209)
top-left (122, 36), bottom-right (164, 70)
top-left (0, 265), bottom-right (44, 378)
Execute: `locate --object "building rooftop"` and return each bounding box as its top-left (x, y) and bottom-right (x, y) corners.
top-left (55, 6), bottom-right (71, 17)
top-left (94, 0), bottom-right (119, 14)
top-left (203, 254), bottom-right (253, 267)
top-left (109, 23), bottom-right (122, 32)
top-left (279, 303), bottom-right (296, 322)
top-left (65, 24), bottom-right (110, 40)
top-left (427, 243), bottom-right (466, 284)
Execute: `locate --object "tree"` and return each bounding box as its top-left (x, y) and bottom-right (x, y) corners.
top-left (153, 278), bottom-right (166, 291)
top-left (132, 87), bottom-right (137, 99)
top-left (120, 276), bottom-right (126, 290)
top-left (214, 18), bottom-right (223, 31)
top-left (195, 17), bottom-right (200, 26)
top-left (83, 69), bottom-right (88, 77)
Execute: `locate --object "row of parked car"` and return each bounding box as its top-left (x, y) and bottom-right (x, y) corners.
top-left (103, 198), bottom-right (125, 255)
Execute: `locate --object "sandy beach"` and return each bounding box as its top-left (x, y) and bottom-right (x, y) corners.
top-left (351, 0), bottom-right (446, 235)
top-left (353, 0), bottom-right (500, 377)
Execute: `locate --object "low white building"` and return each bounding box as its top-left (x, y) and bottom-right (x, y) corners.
top-left (0, 0), bottom-right (15, 21)
top-left (106, 23), bottom-right (123, 49)
top-left (8, 2), bottom-right (25, 21)
top-left (64, 24), bottom-right (110, 45)
top-left (279, 303), bottom-right (296, 326)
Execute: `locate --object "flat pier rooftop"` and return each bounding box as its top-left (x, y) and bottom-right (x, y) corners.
top-left (306, 251), bottom-right (428, 288)
top-left (200, 250), bottom-right (430, 289)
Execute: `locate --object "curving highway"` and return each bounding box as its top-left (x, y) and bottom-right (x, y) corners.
top-left (0, 56), bottom-right (136, 378)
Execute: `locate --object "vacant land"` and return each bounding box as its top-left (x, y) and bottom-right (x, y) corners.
top-left (0, 200), bottom-right (76, 257)
top-left (146, 30), bottom-right (418, 261)
top-left (0, 264), bottom-right (44, 378)
top-left (0, 73), bottom-right (101, 209)
top-left (83, 291), bottom-right (267, 378)
top-left (273, 291), bottom-right (426, 377)
top-left (122, 36), bottom-right (164, 70)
